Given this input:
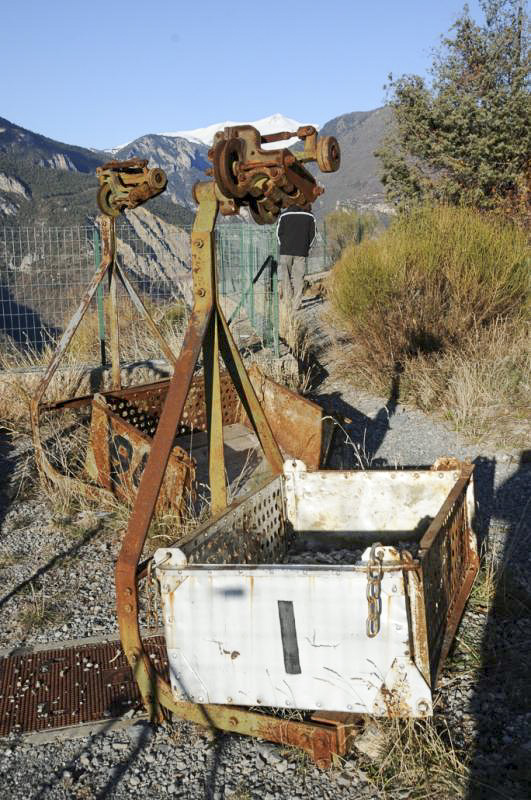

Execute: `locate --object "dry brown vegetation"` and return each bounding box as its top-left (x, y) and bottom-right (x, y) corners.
top-left (329, 205), bottom-right (530, 447)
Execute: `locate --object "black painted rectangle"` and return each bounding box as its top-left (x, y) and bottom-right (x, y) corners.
top-left (277, 600), bottom-right (302, 674)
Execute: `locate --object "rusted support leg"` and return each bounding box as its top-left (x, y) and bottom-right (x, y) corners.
top-left (114, 261), bottom-right (178, 368)
top-left (217, 304), bottom-right (283, 475)
top-left (30, 216), bottom-right (114, 488)
top-left (203, 312), bottom-right (227, 514)
top-left (107, 218), bottom-right (121, 390)
top-left (115, 310), bottom-right (211, 720)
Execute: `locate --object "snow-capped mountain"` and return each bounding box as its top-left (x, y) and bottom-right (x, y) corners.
top-left (163, 113), bottom-right (320, 150)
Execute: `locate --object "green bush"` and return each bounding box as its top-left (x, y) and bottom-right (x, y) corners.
top-left (330, 205), bottom-right (530, 375)
top-left (325, 209), bottom-right (381, 262)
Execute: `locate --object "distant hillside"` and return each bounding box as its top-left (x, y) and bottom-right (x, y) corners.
top-left (313, 107), bottom-right (393, 217)
top-left (0, 108), bottom-right (394, 227)
top-left (112, 133), bottom-right (209, 210)
top-left (0, 117), bottom-right (193, 228)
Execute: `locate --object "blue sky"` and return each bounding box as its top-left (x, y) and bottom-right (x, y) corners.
top-left (2, 0), bottom-right (484, 150)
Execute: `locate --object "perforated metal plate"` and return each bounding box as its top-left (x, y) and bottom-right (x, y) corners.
top-left (182, 476), bottom-right (286, 565)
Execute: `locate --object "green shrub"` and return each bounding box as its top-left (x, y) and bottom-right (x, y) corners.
top-left (325, 209), bottom-right (381, 262)
top-left (330, 205), bottom-right (530, 376)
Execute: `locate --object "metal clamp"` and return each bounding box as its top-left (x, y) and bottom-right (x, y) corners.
top-left (366, 542), bottom-right (384, 637)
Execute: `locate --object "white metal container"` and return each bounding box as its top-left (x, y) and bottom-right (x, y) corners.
top-left (155, 460), bottom-right (478, 718)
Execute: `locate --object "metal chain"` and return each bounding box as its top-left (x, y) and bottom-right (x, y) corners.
top-left (366, 542), bottom-right (384, 638)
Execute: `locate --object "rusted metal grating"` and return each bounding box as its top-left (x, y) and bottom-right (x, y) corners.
top-left (419, 468), bottom-right (477, 684)
top-left (183, 476), bottom-right (286, 565)
top-left (0, 636), bottom-right (168, 737)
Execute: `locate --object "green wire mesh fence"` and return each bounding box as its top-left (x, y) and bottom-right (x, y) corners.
top-left (0, 216), bottom-right (330, 367)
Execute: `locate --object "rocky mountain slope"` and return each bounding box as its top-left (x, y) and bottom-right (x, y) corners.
top-left (0, 108), bottom-right (393, 227)
top-left (0, 117), bottom-right (194, 228)
top-left (111, 134), bottom-right (209, 210)
top-left (313, 107), bottom-right (393, 217)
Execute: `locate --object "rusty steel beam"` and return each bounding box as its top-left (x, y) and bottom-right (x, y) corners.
top-left (107, 219), bottom-right (121, 390)
top-left (115, 310), bottom-right (211, 721)
top-left (114, 260), bottom-right (178, 368)
top-left (193, 182), bottom-right (227, 514)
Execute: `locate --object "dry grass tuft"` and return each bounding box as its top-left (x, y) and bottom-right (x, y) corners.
top-left (17, 581), bottom-right (66, 634)
top-left (361, 717), bottom-right (468, 799)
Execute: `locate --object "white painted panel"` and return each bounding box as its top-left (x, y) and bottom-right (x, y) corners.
top-left (158, 559), bottom-right (432, 715)
top-left (283, 460), bottom-right (458, 533)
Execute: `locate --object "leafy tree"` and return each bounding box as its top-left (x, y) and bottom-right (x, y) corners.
top-left (377, 1), bottom-right (530, 219)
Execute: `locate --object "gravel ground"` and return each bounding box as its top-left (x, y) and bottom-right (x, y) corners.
top-left (0, 323), bottom-right (530, 798)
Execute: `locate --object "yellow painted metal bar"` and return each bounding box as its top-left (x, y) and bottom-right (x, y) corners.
top-left (107, 218), bottom-right (121, 390)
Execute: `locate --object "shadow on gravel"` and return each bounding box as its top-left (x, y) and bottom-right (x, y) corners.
top-left (466, 452), bottom-right (531, 800)
top-left (204, 731), bottom-right (228, 799)
top-left (0, 521), bottom-right (103, 613)
top-left (314, 370), bottom-right (400, 467)
top-left (26, 719), bottom-right (152, 800)
top-left (0, 427), bottom-right (15, 532)
top-left (94, 723), bottom-right (152, 799)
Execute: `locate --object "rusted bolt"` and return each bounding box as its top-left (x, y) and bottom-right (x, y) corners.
top-left (417, 700), bottom-right (430, 714)
top-left (198, 288), bottom-right (206, 297)
top-left (195, 239), bottom-right (204, 248)
top-left (124, 603), bottom-right (132, 613)
top-left (229, 716), bottom-right (238, 727)
top-left (125, 588), bottom-right (133, 596)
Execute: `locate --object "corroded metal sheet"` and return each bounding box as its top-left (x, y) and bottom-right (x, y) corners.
top-left (245, 365), bottom-right (332, 470)
top-left (156, 549), bottom-right (432, 716)
top-left (85, 394), bottom-right (194, 515)
top-left (283, 459), bottom-right (461, 535)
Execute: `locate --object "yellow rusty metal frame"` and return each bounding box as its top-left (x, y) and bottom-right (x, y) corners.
top-left (111, 122), bottom-right (347, 763)
top-left (114, 182), bottom-right (366, 759)
top-left (30, 210), bottom-right (179, 504)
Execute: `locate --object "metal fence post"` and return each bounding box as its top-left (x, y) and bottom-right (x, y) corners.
top-left (272, 257), bottom-right (279, 357)
top-left (93, 226), bottom-right (106, 366)
top-left (248, 227), bottom-right (255, 327)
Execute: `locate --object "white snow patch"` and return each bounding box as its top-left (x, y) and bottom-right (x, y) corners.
top-left (108, 114), bottom-right (320, 153)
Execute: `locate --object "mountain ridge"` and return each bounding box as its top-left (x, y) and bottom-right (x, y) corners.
top-left (0, 107), bottom-right (393, 223)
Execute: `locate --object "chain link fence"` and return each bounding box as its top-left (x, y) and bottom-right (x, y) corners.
top-left (0, 214), bottom-right (331, 367)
